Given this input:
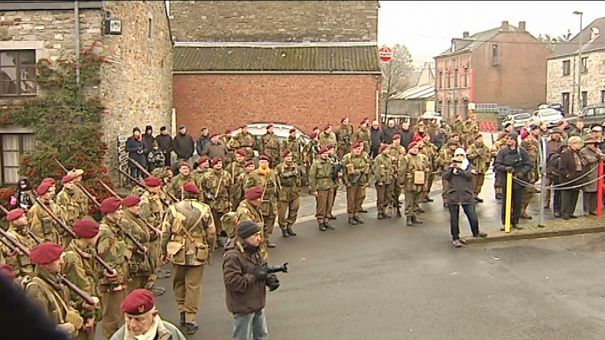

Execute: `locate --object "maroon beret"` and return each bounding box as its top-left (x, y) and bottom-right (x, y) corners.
top-left (224, 129), bottom-right (231, 135)
top-left (360, 118), bottom-right (369, 125)
top-left (266, 124), bottom-right (273, 129)
top-left (392, 134), bottom-right (401, 140)
top-left (408, 141), bottom-right (418, 150)
top-left (282, 149), bottom-right (292, 158)
top-left (379, 144), bottom-right (389, 152)
top-left (259, 154), bottom-right (271, 162)
top-left (412, 134), bottom-right (423, 142)
top-left (245, 186), bottom-right (263, 200)
top-left (42, 177), bottom-right (56, 185)
top-left (341, 116), bottom-right (349, 123)
top-left (211, 157), bottom-right (222, 167)
top-left (100, 197), bottom-right (122, 214)
top-left (120, 289), bottom-right (155, 315)
top-left (236, 149), bottom-right (247, 157)
top-left (122, 195), bottom-right (141, 208)
top-left (0, 264), bottom-right (16, 280)
top-left (73, 218), bottom-right (99, 239)
top-left (36, 181), bottom-right (53, 196)
top-left (210, 133), bottom-right (219, 139)
top-left (144, 176), bottom-right (162, 188)
top-left (6, 208), bottom-right (25, 222)
top-left (30, 242), bottom-right (63, 265)
top-left (353, 140), bottom-right (364, 148)
top-left (289, 128), bottom-right (296, 134)
top-left (309, 132), bottom-right (318, 139)
top-left (61, 175), bottom-right (74, 185)
top-left (319, 146), bottom-right (330, 154)
top-left (198, 156), bottom-right (209, 165)
top-left (245, 160), bottom-right (255, 167)
top-left (324, 124), bottom-right (331, 131)
top-left (183, 182), bottom-right (200, 195)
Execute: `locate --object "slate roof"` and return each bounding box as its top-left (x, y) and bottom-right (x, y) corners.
top-left (550, 17), bottom-right (605, 59)
top-left (437, 25), bottom-right (520, 57)
top-left (173, 45), bottom-right (381, 73)
top-left (391, 84), bottom-right (435, 100)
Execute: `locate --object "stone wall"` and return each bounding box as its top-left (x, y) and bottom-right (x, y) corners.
top-left (169, 0), bottom-right (378, 42)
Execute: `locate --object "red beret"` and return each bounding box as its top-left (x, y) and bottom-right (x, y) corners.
top-left (61, 175), bottom-right (74, 185)
top-left (360, 118), bottom-right (369, 125)
top-left (353, 140), bottom-right (364, 148)
top-left (122, 195), bottom-right (141, 208)
top-left (259, 154), bottom-right (271, 162)
top-left (183, 182), bottom-right (200, 195)
top-left (42, 177), bottom-right (56, 185)
top-left (379, 144), bottom-right (389, 152)
top-left (120, 289), bottom-right (155, 315)
top-left (324, 124), bottom-right (331, 131)
top-left (210, 133), bottom-right (219, 139)
top-left (30, 242), bottom-right (63, 265)
top-left (6, 208), bottom-right (25, 222)
top-left (245, 187), bottom-right (263, 200)
top-left (289, 128), bottom-right (296, 134)
top-left (100, 197), bottom-right (122, 214)
top-left (224, 129), bottom-right (231, 135)
top-left (245, 160), bottom-right (255, 167)
top-left (198, 156), bottom-right (209, 165)
top-left (309, 132), bottom-right (318, 139)
top-left (408, 141), bottom-right (418, 150)
top-left (319, 146), bottom-right (330, 154)
top-left (144, 176), bottom-right (162, 187)
top-left (179, 161), bottom-right (192, 169)
top-left (36, 181), bottom-right (53, 196)
top-left (392, 134), bottom-right (401, 140)
top-left (211, 157), bottom-right (222, 167)
top-left (73, 218), bottom-right (99, 239)
top-left (266, 124), bottom-right (273, 129)
top-left (413, 135), bottom-right (423, 142)
top-left (282, 149), bottom-right (292, 158)
top-left (236, 149), bottom-right (247, 157)
top-left (341, 116), bottom-right (349, 123)
top-left (0, 264), bottom-right (16, 280)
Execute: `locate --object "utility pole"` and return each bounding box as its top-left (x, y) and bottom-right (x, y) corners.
top-left (574, 10), bottom-right (583, 113)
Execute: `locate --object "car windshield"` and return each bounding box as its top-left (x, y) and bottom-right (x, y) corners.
top-left (539, 109), bottom-right (561, 117)
top-left (514, 113), bottom-right (531, 120)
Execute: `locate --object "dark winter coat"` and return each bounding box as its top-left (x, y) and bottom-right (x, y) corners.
top-left (442, 164), bottom-right (476, 205)
top-left (172, 133), bottom-right (195, 160)
top-left (201, 141), bottom-right (228, 163)
top-left (382, 126), bottom-right (402, 144)
top-left (155, 134), bottom-right (173, 154)
top-left (143, 134), bottom-right (155, 154)
top-left (493, 146), bottom-right (532, 181)
top-left (400, 128), bottom-right (414, 149)
top-left (196, 136), bottom-right (211, 156)
top-left (126, 136), bottom-right (147, 166)
top-left (370, 127), bottom-right (384, 150)
top-left (558, 147), bottom-right (586, 190)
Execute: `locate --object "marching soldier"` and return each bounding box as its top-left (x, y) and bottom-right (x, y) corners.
top-left (337, 116), bottom-right (354, 159)
top-left (354, 118), bottom-right (372, 154)
top-left (199, 157), bottom-right (232, 247)
top-left (140, 176), bottom-right (167, 295)
top-left (26, 242), bottom-right (92, 339)
top-left (29, 178), bottom-right (61, 244)
top-left (192, 156), bottom-right (210, 189)
top-left (63, 218), bottom-right (102, 340)
top-left (437, 140), bottom-right (459, 207)
top-left (491, 132), bottom-right (509, 200)
top-left (2, 208), bottom-right (36, 278)
top-left (169, 161), bottom-right (195, 200)
top-left (56, 175), bottom-right (84, 246)
top-left (234, 187), bottom-right (267, 260)
top-left (466, 134), bottom-right (491, 202)
top-left (275, 150), bottom-right (301, 237)
top-left (282, 128), bottom-right (303, 166)
top-left (520, 126), bottom-right (540, 219)
top-left (161, 182), bottom-right (216, 335)
top-left (309, 146), bottom-right (337, 231)
top-left (319, 124), bottom-right (337, 148)
top-left (219, 129), bottom-right (232, 150)
top-left (420, 133), bottom-right (438, 202)
top-left (302, 132), bottom-right (320, 186)
top-left (342, 141), bottom-right (371, 225)
top-left (97, 197), bottom-right (130, 339)
top-left (400, 141), bottom-right (427, 226)
top-left (66, 169), bottom-right (89, 216)
top-left (388, 134), bottom-right (406, 217)
top-left (373, 144), bottom-right (394, 219)
top-left (452, 114), bottom-right (465, 137)
top-left (261, 125), bottom-right (281, 164)
top-left (235, 125), bottom-right (256, 159)
top-left (245, 155), bottom-right (280, 248)
top-left (464, 112), bottom-right (481, 146)
top-left (228, 149), bottom-right (247, 213)
top-left (121, 195), bottom-right (153, 292)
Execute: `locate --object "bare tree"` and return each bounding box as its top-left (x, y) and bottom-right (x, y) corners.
top-left (538, 30), bottom-right (573, 52)
top-left (381, 43), bottom-right (415, 119)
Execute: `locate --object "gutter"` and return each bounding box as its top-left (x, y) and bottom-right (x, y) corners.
top-left (173, 70), bottom-right (382, 75)
top-left (174, 41), bottom-right (378, 48)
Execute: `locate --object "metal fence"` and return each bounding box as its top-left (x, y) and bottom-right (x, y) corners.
top-left (116, 135), bottom-right (129, 187)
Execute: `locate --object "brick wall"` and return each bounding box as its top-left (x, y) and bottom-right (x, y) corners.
top-left (169, 0), bottom-right (378, 43)
top-left (173, 74), bottom-right (380, 137)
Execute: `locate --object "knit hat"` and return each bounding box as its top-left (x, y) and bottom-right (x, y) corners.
top-left (179, 161), bottom-right (192, 169)
top-left (238, 220), bottom-right (260, 239)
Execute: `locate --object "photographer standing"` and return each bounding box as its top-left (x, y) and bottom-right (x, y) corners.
top-left (223, 220), bottom-right (281, 340)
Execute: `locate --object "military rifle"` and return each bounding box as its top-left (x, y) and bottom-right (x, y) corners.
top-left (29, 193), bottom-right (77, 239)
top-left (127, 158), bottom-right (179, 203)
top-left (97, 179), bottom-right (162, 238)
top-left (117, 168), bottom-right (146, 189)
top-left (54, 159), bottom-right (102, 207)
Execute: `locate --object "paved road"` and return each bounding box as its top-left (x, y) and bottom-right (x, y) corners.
top-left (140, 182), bottom-right (605, 340)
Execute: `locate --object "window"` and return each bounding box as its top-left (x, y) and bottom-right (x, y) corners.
top-left (562, 60), bottom-right (570, 76)
top-left (454, 99), bottom-right (458, 115)
top-left (0, 50), bottom-right (36, 96)
top-left (147, 18), bottom-right (152, 39)
top-left (0, 133), bottom-right (34, 185)
top-left (581, 91), bottom-right (588, 108)
top-left (447, 72), bottom-right (451, 88)
top-left (562, 92), bottom-right (570, 115)
top-left (491, 44), bottom-right (499, 65)
top-left (463, 68), bottom-right (468, 87)
top-left (601, 90), bottom-right (605, 104)
top-left (454, 69), bottom-right (458, 88)
top-left (438, 71), bottom-right (443, 89)
top-left (581, 57), bottom-right (588, 74)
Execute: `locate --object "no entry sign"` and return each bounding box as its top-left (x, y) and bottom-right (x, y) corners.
top-left (379, 46), bottom-right (393, 63)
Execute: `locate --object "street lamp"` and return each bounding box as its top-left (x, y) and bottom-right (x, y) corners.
top-left (573, 10), bottom-right (583, 113)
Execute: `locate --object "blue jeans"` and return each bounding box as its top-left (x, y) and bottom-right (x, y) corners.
top-left (233, 309), bottom-right (268, 340)
top-left (448, 203), bottom-right (479, 240)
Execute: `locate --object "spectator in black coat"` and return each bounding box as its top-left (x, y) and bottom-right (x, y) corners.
top-left (382, 119), bottom-right (401, 144)
top-left (142, 125), bottom-right (155, 171)
top-left (370, 120), bottom-right (384, 158)
top-left (399, 121), bottom-right (414, 148)
top-left (172, 125), bottom-right (195, 162)
top-left (558, 136), bottom-right (587, 219)
top-left (126, 127), bottom-right (147, 178)
top-left (155, 126), bottom-right (173, 166)
top-left (196, 127), bottom-right (211, 156)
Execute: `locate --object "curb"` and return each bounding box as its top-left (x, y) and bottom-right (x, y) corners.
top-left (464, 225), bottom-right (605, 244)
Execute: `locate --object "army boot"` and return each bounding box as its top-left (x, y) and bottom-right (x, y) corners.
top-left (354, 215), bottom-right (364, 224)
top-left (377, 212), bottom-right (384, 220)
top-left (281, 228), bottom-right (290, 238)
top-left (412, 215), bottom-right (424, 224)
top-left (348, 216), bottom-right (358, 225)
top-left (318, 221), bottom-right (327, 231)
top-left (396, 207), bottom-right (402, 218)
top-left (406, 216), bottom-right (413, 226)
top-left (185, 322), bottom-right (199, 335)
top-left (180, 312), bottom-right (186, 326)
top-left (287, 226), bottom-right (297, 236)
top-left (324, 220), bottom-right (335, 230)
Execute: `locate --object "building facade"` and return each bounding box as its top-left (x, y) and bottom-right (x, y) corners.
top-left (546, 17), bottom-right (605, 115)
top-left (170, 0), bottom-right (381, 135)
top-left (0, 1), bottom-right (173, 184)
top-left (435, 21), bottom-right (551, 121)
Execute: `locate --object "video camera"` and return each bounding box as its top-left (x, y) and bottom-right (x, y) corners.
top-left (264, 262), bottom-right (288, 274)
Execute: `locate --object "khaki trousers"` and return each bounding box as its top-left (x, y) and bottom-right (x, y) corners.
top-left (74, 327), bottom-right (95, 340)
top-left (474, 173), bottom-right (485, 195)
top-left (173, 264), bottom-right (205, 324)
top-left (147, 238), bottom-right (161, 288)
top-left (263, 212), bottom-right (276, 240)
top-left (404, 191), bottom-right (423, 217)
top-left (278, 197), bottom-right (300, 229)
top-left (346, 185), bottom-right (365, 216)
top-left (100, 288), bottom-right (126, 339)
top-left (212, 210), bottom-right (225, 237)
top-left (315, 189), bottom-right (335, 222)
top-left (376, 183), bottom-right (393, 213)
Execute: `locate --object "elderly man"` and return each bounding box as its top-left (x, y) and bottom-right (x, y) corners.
top-left (111, 289), bottom-right (185, 340)
top-left (201, 133), bottom-right (228, 164)
top-left (558, 136), bottom-right (586, 220)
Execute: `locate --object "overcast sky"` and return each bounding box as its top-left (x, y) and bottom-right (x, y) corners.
top-left (378, 1), bottom-right (604, 66)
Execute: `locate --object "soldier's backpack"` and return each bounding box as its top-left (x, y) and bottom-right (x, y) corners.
top-left (221, 212), bottom-right (238, 239)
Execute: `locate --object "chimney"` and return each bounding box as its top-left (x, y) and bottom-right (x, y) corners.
top-left (518, 21), bottom-right (526, 31)
top-left (501, 20), bottom-right (509, 30)
top-left (463, 31), bottom-right (469, 38)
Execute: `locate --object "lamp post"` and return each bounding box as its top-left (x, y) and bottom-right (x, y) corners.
top-left (573, 10), bottom-right (583, 113)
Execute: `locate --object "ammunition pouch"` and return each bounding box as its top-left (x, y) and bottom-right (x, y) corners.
top-left (413, 171), bottom-right (425, 185)
top-left (166, 241), bottom-right (183, 259)
top-left (195, 242), bottom-right (209, 262)
top-left (65, 308), bottom-right (84, 330)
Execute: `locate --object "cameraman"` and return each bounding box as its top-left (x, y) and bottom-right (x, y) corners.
top-left (223, 220), bottom-right (279, 340)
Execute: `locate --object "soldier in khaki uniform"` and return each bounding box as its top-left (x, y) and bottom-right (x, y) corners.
top-left (464, 112), bottom-right (481, 146)
top-left (245, 155), bottom-right (280, 248)
top-left (63, 218), bottom-right (102, 340)
top-left (199, 157), bottom-right (232, 246)
top-left (420, 133), bottom-right (438, 202)
top-left (319, 124), bottom-right (337, 148)
top-left (452, 114), bottom-right (465, 139)
top-left (97, 197), bottom-right (130, 339)
top-left (302, 132), bottom-right (320, 186)
top-left (491, 132), bottom-right (509, 199)
top-left (2, 208), bottom-right (36, 278)
top-left (520, 126), bottom-right (540, 219)
top-left (56, 175), bottom-right (85, 247)
top-left (234, 187), bottom-right (268, 261)
top-left (235, 125), bottom-right (256, 159)
top-left (400, 141), bottom-right (428, 226)
top-left (161, 182), bottom-right (215, 336)
top-left (466, 134), bottom-right (491, 202)
top-left (373, 144), bottom-right (394, 219)
top-left (228, 149), bottom-right (247, 212)
top-left (67, 168), bottom-right (89, 214)
top-left (354, 118), bottom-right (372, 154)
top-left (140, 176), bottom-right (167, 295)
top-left (169, 161), bottom-right (196, 200)
top-left (121, 196), bottom-right (154, 292)
top-left (261, 124), bottom-right (281, 165)
top-left (337, 116), bottom-right (354, 159)
top-left (342, 140), bottom-right (371, 225)
top-left (29, 178), bottom-right (62, 244)
top-left (282, 128), bottom-right (303, 166)
top-left (388, 134), bottom-right (406, 217)
top-left (275, 150), bottom-right (301, 237)
top-left (309, 146), bottom-right (337, 231)
top-left (437, 140), bottom-right (459, 207)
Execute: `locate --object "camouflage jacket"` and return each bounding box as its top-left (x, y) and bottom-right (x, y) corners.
top-left (388, 144), bottom-right (406, 173)
top-left (373, 153), bottom-right (394, 184)
top-left (452, 121), bottom-right (465, 136)
top-left (261, 133), bottom-right (281, 163)
top-left (308, 158), bottom-right (336, 192)
top-left (235, 132), bottom-right (256, 149)
top-left (140, 191), bottom-right (166, 227)
top-left (275, 161), bottom-right (301, 201)
top-left (420, 143), bottom-right (438, 171)
top-left (282, 136), bottom-right (303, 166)
top-left (200, 169), bottom-right (232, 212)
top-left (522, 136), bottom-right (540, 182)
top-left (337, 124), bottom-right (354, 148)
top-left (121, 210), bottom-right (152, 277)
top-left (437, 147), bottom-right (457, 171)
top-left (318, 132), bottom-right (337, 148)
top-left (28, 201), bottom-right (61, 244)
top-left (466, 142), bottom-right (491, 174)
top-left (97, 216), bottom-right (130, 288)
top-left (234, 200), bottom-right (267, 260)
top-left (302, 140), bottom-right (320, 168)
top-left (354, 127), bottom-right (371, 153)
top-left (245, 168), bottom-right (280, 215)
top-left (341, 152), bottom-right (370, 186)
top-left (56, 187), bottom-right (86, 225)
top-left (161, 199), bottom-right (215, 266)
top-left (63, 240), bottom-right (99, 319)
top-left (169, 173), bottom-right (195, 200)
top-left (3, 226), bottom-right (36, 278)
top-left (399, 153), bottom-right (429, 192)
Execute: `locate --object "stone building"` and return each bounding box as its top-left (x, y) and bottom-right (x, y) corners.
top-left (170, 0), bottom-right (381, 135)
top-left (0, 1), bottom-right (173, 185)
top-left (434, 21), bottom-right (551, 121)
top-left (546, 17), bottom-right (605, 115)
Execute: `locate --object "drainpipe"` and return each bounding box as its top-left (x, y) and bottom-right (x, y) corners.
top-left (74, 0), bottom-right (80, 85)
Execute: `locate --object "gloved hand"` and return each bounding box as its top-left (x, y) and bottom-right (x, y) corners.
top-left (254, 265), bottom-right (268, 281)
top-left (505, 166), bottom-right (513, 172)
top-left (266, 274), bottom-right (280, 291)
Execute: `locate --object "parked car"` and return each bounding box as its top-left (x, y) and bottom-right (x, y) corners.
top-left (538, 103), bottom-right (564, 114)
top-left (579, 104), bottom-right (605, 126)
top-left (532, 108), bottom-right (564, 128)
top-left (502, 112), bottom-right (532, 130)
top-left (229, 122), bottom-right (310, 158)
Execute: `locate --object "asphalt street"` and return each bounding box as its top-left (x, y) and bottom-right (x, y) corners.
top-left (141, 181), bottom-right (605, 340)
